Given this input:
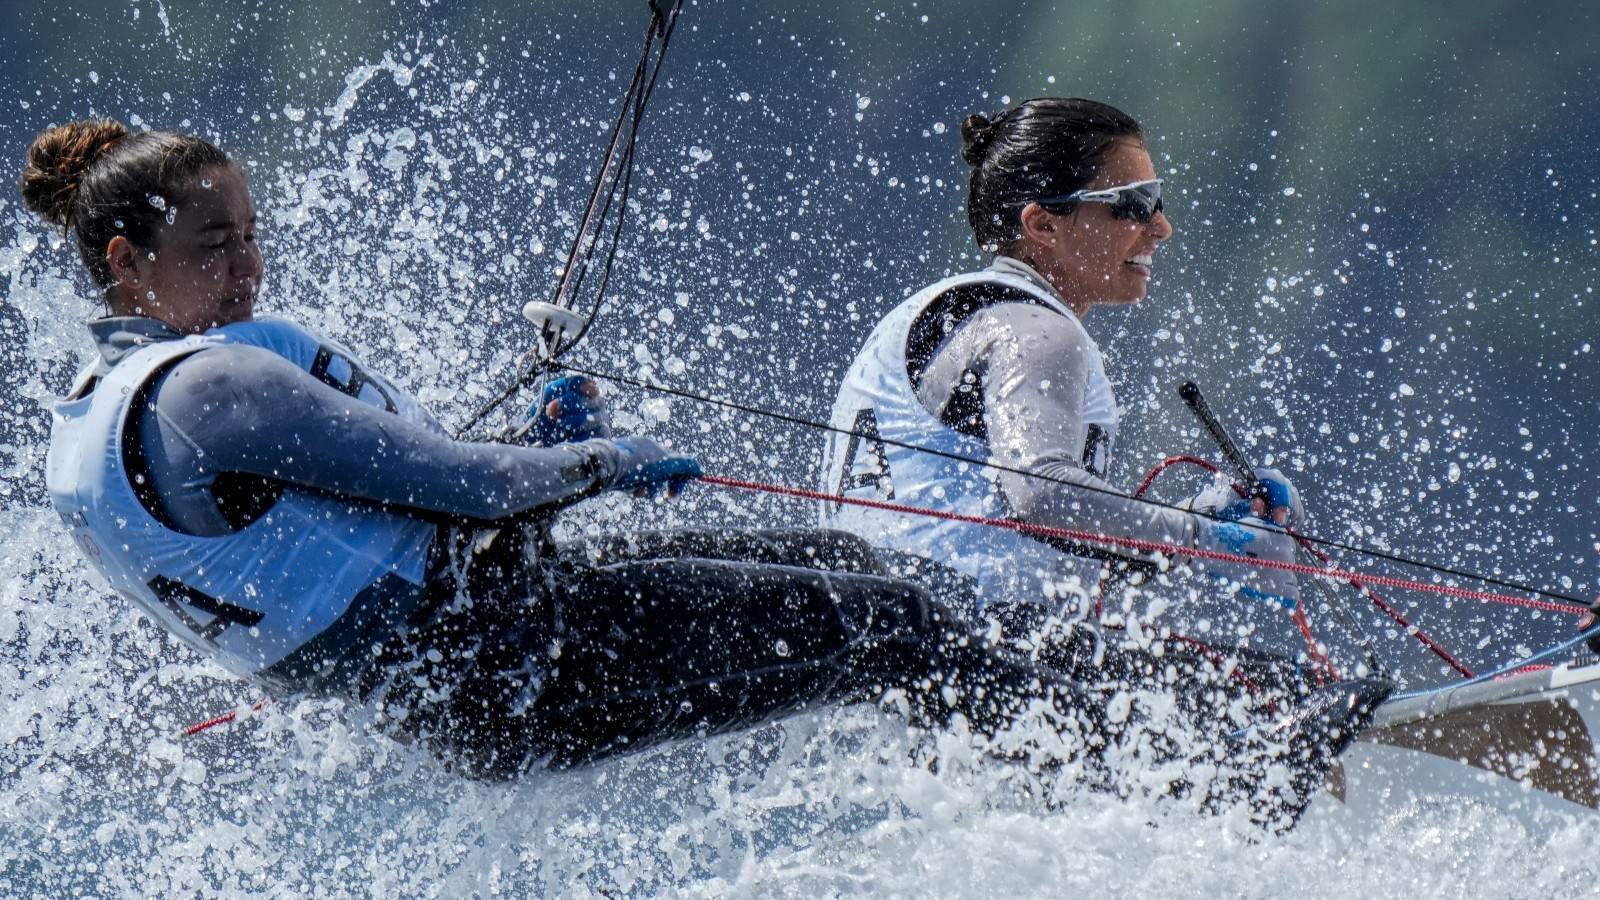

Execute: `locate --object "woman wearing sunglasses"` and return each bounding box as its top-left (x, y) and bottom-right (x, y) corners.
top-left (822, 98), bottom-right (1311, 686)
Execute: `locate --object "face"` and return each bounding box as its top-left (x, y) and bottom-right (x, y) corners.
top-left (1016, 139), bottom-right (1173, 317)
top-left (106, 163), bottom-right (263, 334)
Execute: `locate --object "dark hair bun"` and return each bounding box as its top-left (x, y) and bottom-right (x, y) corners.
top-left (19, 119), bottom-right (130, 227)
top-left (960, 113), bottom-right (995, 167)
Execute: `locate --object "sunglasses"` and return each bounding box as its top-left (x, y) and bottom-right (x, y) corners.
top-left (1035, 178), bottom-right (1164, 224)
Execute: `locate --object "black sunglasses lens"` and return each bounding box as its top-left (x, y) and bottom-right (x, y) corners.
top-left (1111, 185), bottom-right (1161, 223)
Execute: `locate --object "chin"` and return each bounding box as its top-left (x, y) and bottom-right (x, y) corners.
top-left (1110, 285), bottom-right (1147, 304)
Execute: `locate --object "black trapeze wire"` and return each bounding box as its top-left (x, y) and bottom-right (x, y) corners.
top-left (455, 0), bottom-right (683, 439)
top-left (553, 0), bottom-right (683, 361)
top-left (549, 359), bottom-right (1592, 612)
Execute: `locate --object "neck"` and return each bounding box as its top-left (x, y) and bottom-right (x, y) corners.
top-left (104, 284), bottom-right (154, 322)
top-left (1001, 253), bottom-right (1092, 319)
top-left (104, 286), bottom-right (206, 335)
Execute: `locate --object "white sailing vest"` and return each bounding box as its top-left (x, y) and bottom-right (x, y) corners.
top-left (821, 266), bottom-right (1120, 612)
top-left (45, 318), bottom-right (440, 681)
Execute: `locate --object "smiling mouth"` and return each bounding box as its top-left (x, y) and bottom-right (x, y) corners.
top-left (1125, 253), bottom-right (1154, 277)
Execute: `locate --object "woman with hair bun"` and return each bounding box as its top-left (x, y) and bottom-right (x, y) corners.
top-left (25, 119), bottom-right (1208, 783)
top-left (823, 98), bottom-right (1321, 688)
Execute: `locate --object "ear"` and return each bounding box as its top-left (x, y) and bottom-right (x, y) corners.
top-left (105, 235), bottom-right (147, 292)
top-left (1018, 202), bottom-right (1059, 247)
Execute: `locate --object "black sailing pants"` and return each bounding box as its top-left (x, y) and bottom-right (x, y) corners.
top-left (354, 527), bottom-right (1111, 780)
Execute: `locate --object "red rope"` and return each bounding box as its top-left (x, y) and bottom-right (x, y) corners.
top-left (1132, 454), bottom-right (1224, 498)
top-left (1135, 457), bottom-right (1481, 678)
top-left (1290, 532), bottom-right (1474, 678)
top-left (186, 469), bottom-right (1550, 734)
top-left (702, 474), bottom-right (1586, 683)
top-left (703, 475), bottom-right (1574, 617)
top-left (1289, 603), bottom-right (1336, 685)
top-left (185, 712), bottom-right (237, 736)
top-left (184, 699), bottom-right (271, 737)
top-left (1110, 455), bottom-right (1224, 620)
top-left (1164, 633), bottom-right (1279, 712)
top-left (1127, 455), bottom-right (1335, 685)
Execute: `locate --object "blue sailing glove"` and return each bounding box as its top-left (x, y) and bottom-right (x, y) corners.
top-left (528, 375), bottom-right (612, 446)
top-left (603, 436), bottom-right (703, 498)
top-left (1186, 468), bottom-right (1304, 610)
top-left (1251, 467), bottom-right (1301, 527)
top-left (1186, 467), bottom-right (1302, 527)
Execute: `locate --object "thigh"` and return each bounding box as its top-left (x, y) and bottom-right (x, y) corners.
top-left (409, 558), bottom-right (946, 775)
top-left (374, 557), bottom-right (1121, 778)
top-left (526, 559), bottom-right (940, 766)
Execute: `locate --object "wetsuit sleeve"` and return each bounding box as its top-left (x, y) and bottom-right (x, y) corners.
top-left (147, 345), bottom-right (622, 520)
top-left (914, 303), bottom-right (1196, 546)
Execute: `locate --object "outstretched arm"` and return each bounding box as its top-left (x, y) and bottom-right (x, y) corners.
top-left (146, 345), bottom-right (641, 522)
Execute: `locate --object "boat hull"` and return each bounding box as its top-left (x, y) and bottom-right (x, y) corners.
top-left (1305, 660), bottom-right (1600, 831)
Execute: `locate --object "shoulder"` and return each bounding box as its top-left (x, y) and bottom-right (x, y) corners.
top-left (969, 301), bottom-right (1090, 346)
top-left (908, 274), bottom-right (1041, 341)
top-left (208, 317), bottom-right (331, 369)
top-left (971, 306), bottom-right (1097, 387)
top-left (915, 275), bottom-right (1083, 351)
top-left (159, 343), bottom-right (312, 401)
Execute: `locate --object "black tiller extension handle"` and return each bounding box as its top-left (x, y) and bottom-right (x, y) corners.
top-left (1179, 381), bottom-right (1264, 501)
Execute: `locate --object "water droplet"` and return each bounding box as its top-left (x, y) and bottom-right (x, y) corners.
top-left (148, 194), bottom-right (166, 210)
top-left (774, 639), bottom-right (790, 657)
top-left (200, 178), bottom-right (213, 189)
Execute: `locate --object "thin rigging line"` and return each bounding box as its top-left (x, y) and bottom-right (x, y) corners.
top-left (552, 360), bottom-right (1591, 610)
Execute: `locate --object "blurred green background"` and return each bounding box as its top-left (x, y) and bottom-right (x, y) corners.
top-left (3, 0), bottom-right (1598, 682)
